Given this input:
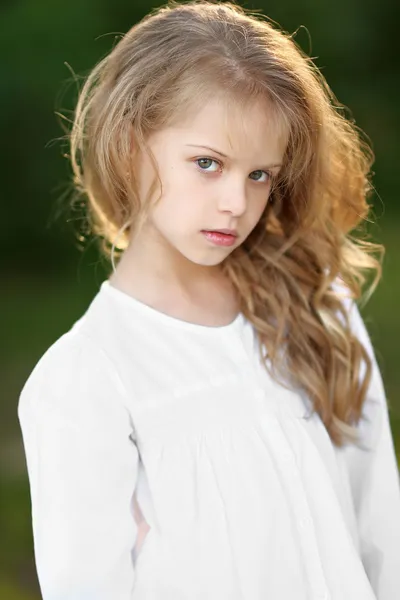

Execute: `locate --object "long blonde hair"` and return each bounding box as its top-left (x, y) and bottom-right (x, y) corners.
top-left (68, 0), bottom-right (384, 447)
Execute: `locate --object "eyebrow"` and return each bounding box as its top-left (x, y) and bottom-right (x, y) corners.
top-left (185, 144), bottom-right (283, 169)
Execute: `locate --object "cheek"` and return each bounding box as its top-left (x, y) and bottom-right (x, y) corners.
top-left (249, 194), bottom-right (270, 223)
top-left (152, 190), bottom-right (200, 230)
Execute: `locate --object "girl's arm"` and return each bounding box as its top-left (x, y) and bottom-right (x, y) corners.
top-left (18, 332), bottom-right (140, 600)
top-left (343, 299), bottom-right (400, 599)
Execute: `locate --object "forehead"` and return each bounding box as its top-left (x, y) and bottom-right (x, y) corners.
top-left (173, 94), bottom-right (289, 159)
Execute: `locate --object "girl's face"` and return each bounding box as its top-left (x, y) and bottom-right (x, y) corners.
top-left (127, 96), bottom-right (288, 286)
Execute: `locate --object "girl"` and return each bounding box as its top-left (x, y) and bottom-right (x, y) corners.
top-left (18, 1), bottom-right (400, 599)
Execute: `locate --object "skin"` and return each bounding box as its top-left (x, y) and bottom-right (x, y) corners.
top-left (109, 95), bottom-right (288, 325)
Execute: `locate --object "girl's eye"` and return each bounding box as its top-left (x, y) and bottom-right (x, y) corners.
top-left (249, 170), bottom-right (272, 183)
top-left (194, 158), bottom-right (272, 184)
top-left (195, 157), bottom-right (221, 172)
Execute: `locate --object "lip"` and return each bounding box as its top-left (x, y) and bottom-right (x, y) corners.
top-left (203, 228), bottom-right (238, 237)
top-left (201, 230), bottom-right (237, 247)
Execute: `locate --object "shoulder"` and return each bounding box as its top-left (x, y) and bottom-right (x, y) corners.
top-left (330, 277), bottom-right (387, 452)
top-left (330, 276), bottom-right (379, 370)
top-left (17, 330), bottom-right (131, 435)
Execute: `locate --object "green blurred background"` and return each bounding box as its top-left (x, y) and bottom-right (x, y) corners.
top-left (1, 0), bottom-right (399, 597)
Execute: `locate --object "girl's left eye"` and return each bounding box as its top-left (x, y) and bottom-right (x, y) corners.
top-left (194, 157), bottom-right (272, 183)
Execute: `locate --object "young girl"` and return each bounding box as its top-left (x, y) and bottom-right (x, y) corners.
top-left (18, 1), bottom-right (400, 599)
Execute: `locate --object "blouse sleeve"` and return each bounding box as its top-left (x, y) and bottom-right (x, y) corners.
top-left (17, 331), bottom-right (140, 600)
top-left (344, 299), bottom-right (400, 599)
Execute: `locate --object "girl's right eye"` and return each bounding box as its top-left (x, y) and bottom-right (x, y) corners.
top-left (194, 157), bottom-right (221, 173)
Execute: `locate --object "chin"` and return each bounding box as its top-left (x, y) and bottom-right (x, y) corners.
top-left (192, 254), bottom-right (233, 268)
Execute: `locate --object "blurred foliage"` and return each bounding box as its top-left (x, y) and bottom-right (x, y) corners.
top-left (1, 0), bottom-right (399, 597)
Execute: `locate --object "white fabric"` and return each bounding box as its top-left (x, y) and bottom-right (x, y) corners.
top-left (18, 279), bottom-right (400, 600)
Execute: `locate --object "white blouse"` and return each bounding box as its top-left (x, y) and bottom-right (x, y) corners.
top-left (18, 279), bottom-right (400, 600)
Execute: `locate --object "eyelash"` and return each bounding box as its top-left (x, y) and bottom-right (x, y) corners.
top-left (194, 157), bottom-right (273, 184)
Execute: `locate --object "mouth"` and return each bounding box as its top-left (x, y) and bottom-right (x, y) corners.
top-left (204, 229), bottom-right (238, 237)
top-left (201, 230), bottom-right (238, 246)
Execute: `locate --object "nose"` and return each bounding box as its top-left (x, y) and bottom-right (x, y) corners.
top-left (217, 178), bottom-right (247, 216)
